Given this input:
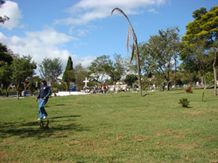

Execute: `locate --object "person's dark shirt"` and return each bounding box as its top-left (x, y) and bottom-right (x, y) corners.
top-left (37, 85), bottom-right (51, 99)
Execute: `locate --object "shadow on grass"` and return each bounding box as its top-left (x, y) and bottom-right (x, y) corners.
top-left (55, 103), bottom-right (66, 106)
top-left (49, 115), bottom-right (81, 120)
top-left (0, 115), bottom-right (89, 139)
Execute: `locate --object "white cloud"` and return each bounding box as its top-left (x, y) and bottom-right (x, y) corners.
top-left (25, 28), bottom-right (74, 46)
top-left (74, 56), bottom-right (96, 68)
top-left (0, 0), bottom-right (21, 29)
top-left (0, 28), bottom-right (95, 72)
top-left (0, 28), bottom-right (73, 65)
top-left (56, 0), bottom-right (166, 26)
top-left (147, 8), bottom-right (159, 14)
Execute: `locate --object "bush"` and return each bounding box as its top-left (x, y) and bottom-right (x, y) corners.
top-left (185, 85), bottom-right (193, 93)
top-left (179, 98), bottom-right (190, 108)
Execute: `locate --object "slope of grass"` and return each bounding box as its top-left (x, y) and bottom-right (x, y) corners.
top-left (0, 90), bottom-right (217, 162)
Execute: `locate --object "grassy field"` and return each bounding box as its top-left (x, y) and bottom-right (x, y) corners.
top-left (0, 89), bottom-right (217, 163)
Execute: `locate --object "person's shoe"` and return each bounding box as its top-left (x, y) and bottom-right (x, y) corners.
top-left (42, 116), bottom-right (47, 119)
top-left (37, 118), bottom-right (41, 121)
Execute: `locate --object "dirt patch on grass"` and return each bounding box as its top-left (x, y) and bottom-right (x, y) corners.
top-left (186, 111), bottom-right (204, 117)
top-left (3, 138), bottom-right (14, 144)
top-left (0, 151), bottom-right (8, 160)
top-left (177, 142), bottom-right (198, 150)
top-left (203, 136), bottom-right (217, 141)
top-left (132, 135), bottom-right (149, 142)
top-left (66, 138), bottom-right (113, 153)
top-left (155, 129), bottom-right (185, 139)
top-left (116, 134), bottom-right (125, 141)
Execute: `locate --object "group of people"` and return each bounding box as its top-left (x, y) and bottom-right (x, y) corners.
top-left (91, 85), bottom-right (108, 94)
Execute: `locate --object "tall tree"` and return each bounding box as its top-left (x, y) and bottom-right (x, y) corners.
top-left (182, 6), bottom-right (218, 96)
top-left (62, 56), bottom-right (76, 90)
top-left (74, 64), bottom-right (88, 91)
top-left (88, 55), bottom-right (112, 83)
top-left (141, 28), bottom-right (181, 91)
top-left (0, 43), bottom-right (13, 65)
top-left (89, 55), bottom-right (126, 84)
top-left (11, 55), bottom-right (36, 99)
top-left (0, 43), bottom-right (13, 96)
top-left (113, 54), bottom-right (125, 81)
top-left (39, 58), bottom-right (63, 84)
top-left (106, 54), bottom-right (125, 83)
top-left (111, 8), bottom-right (142, 96)
top-left (181, 40), bottom-right (213, 101)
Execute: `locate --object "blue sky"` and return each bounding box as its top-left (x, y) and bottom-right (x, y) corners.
top-left (0, 0), bottom-right (217, 67)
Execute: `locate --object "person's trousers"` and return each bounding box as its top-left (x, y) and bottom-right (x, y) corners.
top-left (38, 98), bottom-right (48, 119)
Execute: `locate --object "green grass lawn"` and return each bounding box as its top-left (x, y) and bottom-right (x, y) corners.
top-left (0, 90), bottom-right (217, 163)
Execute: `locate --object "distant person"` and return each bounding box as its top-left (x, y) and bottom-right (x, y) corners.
top-left (37, 80), bottom-right (51, 120)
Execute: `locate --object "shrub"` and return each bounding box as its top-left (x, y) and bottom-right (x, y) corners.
top-left (179, 98), bottom-right (190, 108)
top-left (185, 85), bottom-right (193, 93)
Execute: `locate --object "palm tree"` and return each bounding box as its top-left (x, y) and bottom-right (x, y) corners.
top-left (111, 8), bottom-right (142, 96)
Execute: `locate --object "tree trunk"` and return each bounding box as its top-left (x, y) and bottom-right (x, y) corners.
top-left (67, 81), bottom-right (70, 91)
top-left (201, 75), bottom-right (207, 101)
top-left (162, 82), bottom-right (165, 91)
top-left (167, 81), bottom-right (170, 91)
top-left (174, 57), bottom-right (177, 86)
top-left (167, 71), bottom-right (170, 91)
top-left (135, 47), bottom-right (142, 96)
top-left (17, 91), bottom-right (19, 100)
top-left (135, 39), bottom-right (142, 96)
top-left (137, 62), bottom-right (142, 96)
top-left (6, 87), bottom-right (9, 97)
top-left (213, 52), bottom-right (217, 96)
top-left (167, 66), bottom-right (170, 91)
top-left (16, 84), bottom-right (20, 100)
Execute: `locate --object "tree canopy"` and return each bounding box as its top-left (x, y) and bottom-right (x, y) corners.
top-left (183, 6), bottom-right (218, 47)
top-left (182, 6), bottom-right (218, 96)
top-left (88, 55), bottom-right (113, 83)
top-left (0, 43), bottom-right (13, 66)
top-left (62, 56), bottom-right (76, 90)
top-left (11, 55), bottom-right (36, 98)
top-left (39, 58), bottom-right (63, 83)
top-left (74, 64), bottom-right (88, 90)
top-left (0, 43), bottom-right (14, 96)
top-left (141, 28), bottom-right (181, 90)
